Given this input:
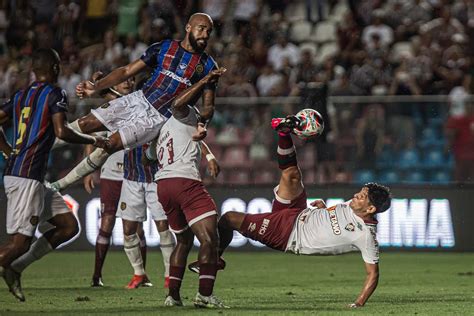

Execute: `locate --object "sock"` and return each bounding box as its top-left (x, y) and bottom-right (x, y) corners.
top-left (139, 234), bottom-right (147, 269)
top-left (277, 134), bottom-right (297, 169)
top-left (199, 263), bottom-right (217, 297)
top-left (159, 230), bottom-right (176, 277)
top-left (53, 148), bottom-right (109, 190)
top-left (11, 236), bottom-right (53, 273)
top-left (123, 234), bottom-right (145, 276)
top-left (168, 265), bottom-right (185, 301)
top-left (93, 229), bottom-right (111, 278)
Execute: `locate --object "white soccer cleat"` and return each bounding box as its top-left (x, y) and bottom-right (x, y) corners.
top-left (193, 293), bottom-right (229, 309)
top-left (164, 295), bottom-right (183, 307)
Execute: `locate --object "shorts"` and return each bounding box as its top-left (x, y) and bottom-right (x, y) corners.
top-left (4, 176), bottom-right (70, 236)
top-left (91, 90), bottom-right (167, 149)
top-left (117, 179), bottom-right (166, 222)
top-left (157, 178), bottom-right (217, 234)
top-left (100, 179), bottom-right (122, 216)
top-left (239, 186), bottom-right (307, 251)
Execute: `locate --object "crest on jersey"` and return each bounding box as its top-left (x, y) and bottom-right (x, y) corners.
top-left (120, 202), bottom-right (127, 210)
top-left (30, 216), bottom-right (39, 226)
top-left (248, 222), bottom-right (256, 232)
top-left (100, 102), bottom-right (110, 109)
top-left (179, 63), bottom-right (187, 70)
top-left (196, 64), bottom-right (204, 74)
top-left (345, 223), bottom-right (355, 232)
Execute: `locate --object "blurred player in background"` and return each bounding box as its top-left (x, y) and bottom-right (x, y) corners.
top-left (50, 13), bottom-right (219, 192)
top-left (192, 115), bottom-right (391, 308)
top-left (0, 49), bottom-right (106, 301)
top-left (148, 68), bottom-right (227, 308)
top-left (117, 142), bottom-right (175, 289)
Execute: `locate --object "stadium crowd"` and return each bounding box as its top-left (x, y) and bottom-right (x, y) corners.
top-left (0, 0), bottom-right (473, 184)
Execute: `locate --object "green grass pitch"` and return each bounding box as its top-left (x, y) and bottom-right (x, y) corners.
top-left (0, 251), bottom-right (473, 315)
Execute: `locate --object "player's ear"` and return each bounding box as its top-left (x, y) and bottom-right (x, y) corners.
top-left (185, 23), bottom-right (191, 33)
top-left (366, 205), bottom-right (377, 215)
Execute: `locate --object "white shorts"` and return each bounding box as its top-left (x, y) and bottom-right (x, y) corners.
top-left (117, 179), bottom-right (166, 222)
top-left (4, 176), bottom-right (70, 236)
top-left (91, 90), bottom-right (167, 149)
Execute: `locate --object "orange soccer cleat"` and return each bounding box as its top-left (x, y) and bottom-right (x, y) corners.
top-left (126, 274), bottom-right (149, 289)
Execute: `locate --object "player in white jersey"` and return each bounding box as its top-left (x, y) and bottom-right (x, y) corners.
top-left (145, 68), bottom-right (228, 308)
top-left (191, 117), bottom-right (391, 308)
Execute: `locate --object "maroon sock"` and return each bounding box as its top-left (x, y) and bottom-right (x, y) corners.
top-left (139, 234), bottom-right (147, 269)
top-left (277, 134), bottom-right (297, 169)
top-left (199, 263), bottom-right (217, 297)
top-left (168, 265), bottom-right (185, 301)
top-left (93, 229), bottom-right (111, 278)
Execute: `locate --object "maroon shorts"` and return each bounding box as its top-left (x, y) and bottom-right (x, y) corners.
top-left (239, 188), bottom-right (307, 251)
top-left (100, 179), bottom-right (122, 216)
top-left (157, 178), bottom-right (217, 233)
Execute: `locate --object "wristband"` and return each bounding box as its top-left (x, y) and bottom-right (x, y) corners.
top-left (206, 154), bottom-right (216, 162)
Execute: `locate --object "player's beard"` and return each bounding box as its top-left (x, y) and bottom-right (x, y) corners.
top-left (189, 32), bottom-right (206, 53)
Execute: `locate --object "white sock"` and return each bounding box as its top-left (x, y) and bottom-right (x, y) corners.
top-left (11, 236), bottom-right (53, 273)
top-left (124, 234), bottom-right (145, 276)
top-left (53, 148), bottom-right (109, 190)
top-left (159, 230), bottom-right (176, 277)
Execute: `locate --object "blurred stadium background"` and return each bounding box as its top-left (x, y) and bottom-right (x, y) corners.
top-left (0, 0), bottom-right (473, 312)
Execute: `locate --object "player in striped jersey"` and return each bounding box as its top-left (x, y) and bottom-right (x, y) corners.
top-left (50, 13), bottom-right (219, 192)
top-left (203, 120), bottom-right (391, 308)
top-left (0, 49), bottom-right (107, 301)
top-left (117, 144), bottom-right (176, 289)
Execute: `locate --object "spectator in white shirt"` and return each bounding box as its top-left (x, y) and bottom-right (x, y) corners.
top-left (362, 11), bottom-right (394, 50)
top-left (267, 33), bottom-right (300, 72)
top-left (256, 64), bottom-right (283, 96)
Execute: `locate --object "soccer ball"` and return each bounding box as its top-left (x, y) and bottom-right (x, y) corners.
top-left (293, 108), bottom-right (324, 139)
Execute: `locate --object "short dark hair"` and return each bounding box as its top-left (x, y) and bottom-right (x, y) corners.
top-left (364, 182), bottom-right (391, 213)
top-left (32, 48), bottom-right (60, 76)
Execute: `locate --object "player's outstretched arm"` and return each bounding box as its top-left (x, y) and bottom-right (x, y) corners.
top-left (52, 113), bottom-right (106, 148)
top-left (201, 141), bottom-right (220, 178)
top-left (199, 67), bottom-right (226, 121)
top-left (76, 59), bottom-right (148, 98)
top-left (350, 262), bottom-right (379, 308)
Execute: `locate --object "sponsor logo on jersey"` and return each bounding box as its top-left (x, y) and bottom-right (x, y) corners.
top-left (259, 218), bottom-right (270, 235)
top-left (160, 69), bottom-right (192, 86)
top-left (120, 202), bottom-right (127, 210)
top-left (196, 64), bottom-right (204, 74)
top-left (248, 222), bottom-right (256, 232)
top-left (345, 223), bottom-right (355, 232)
top-left (328, 209), bottom-right (341, 235)
top-left (179, 63), bottom-right (187, 70)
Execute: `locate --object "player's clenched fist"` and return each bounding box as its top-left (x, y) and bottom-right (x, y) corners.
top-left (203, 67), bottom-right (227, 84)
top-left (76, 80), bottom-right (96, 99)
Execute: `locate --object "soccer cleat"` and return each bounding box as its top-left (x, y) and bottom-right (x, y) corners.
top-left (164, 276), bottom-right (170, 288)
top-left (126, 274), bottom-right (149, 289)
top-left (141, 275), bottom-right (153, 287)
top-left (187, 257), bottom-right (226, 274)
top-left (44, 180), bottom-right (61, 193)
top-left (193, 292), bottom-right (229, 309)
top-left (3, 268), bottom-right (25, 302)
top-left (271, 116), bottom-right (302, 136)
top-left (164, 295), bottom-right (184, 307)
top-left (91, 276), bottom-right (104, 287)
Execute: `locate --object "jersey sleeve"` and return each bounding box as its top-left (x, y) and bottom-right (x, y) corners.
top-left (358, 226), bottom-right (380, 264)
top-left (140, 42), bottom-right (163, 68)
top-left (48, 88), bottom-right (68, 114)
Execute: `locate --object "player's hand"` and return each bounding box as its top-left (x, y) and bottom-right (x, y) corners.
top-left (76, 80), bottom-right (96, 99)
top-left (93, 135), bottom-right (109, 149)
top-left (83, 174), bottom-right (95, 194)
top-left (192, 122), bottom-right (207, 141)
top-left (310, 199), bottom-right (327, 209)
top-left (203, 67), bottom-right (227, 84)
top-left (91, 71), bottom-right (104, 82)
top-left (207, 157), bottom-right (220, 179)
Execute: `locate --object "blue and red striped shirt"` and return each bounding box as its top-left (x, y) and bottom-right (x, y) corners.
top-left (140, 39), bottom-right (218, 118)
top-left (2, 82), bottom-right (68, 182)
top-left (123, 145), bottom-right (157, 183)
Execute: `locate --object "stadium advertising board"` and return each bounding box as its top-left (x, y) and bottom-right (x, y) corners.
top-left (0, 185), bottom-right (473, 251)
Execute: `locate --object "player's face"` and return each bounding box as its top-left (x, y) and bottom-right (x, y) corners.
top-left (114, 77), bottom-right (135, 95)
top-left (188, 20), bottom-right (213, 52)
top-left (349, 187), bottom-right (372, 213)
